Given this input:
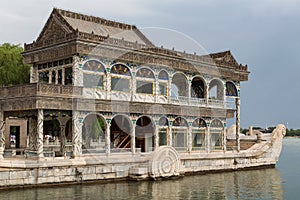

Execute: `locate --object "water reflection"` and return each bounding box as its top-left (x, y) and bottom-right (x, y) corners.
top-left (0, 167), bottom-right (283, 200)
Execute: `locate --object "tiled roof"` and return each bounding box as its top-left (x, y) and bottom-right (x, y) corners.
top-left (55, 8), bottom-right (153, 46)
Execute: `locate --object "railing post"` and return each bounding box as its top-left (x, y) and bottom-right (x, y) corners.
top-left (0, 112), bottom-right (5, 159)
top-left (106, 120), bottom-right (111, 156)
top-left (206, 123), bottom-right (211, 153)
top-left (37, 109), bottom-right (44, 158)
top-left (72, 111), bottom-right (83, 158)
top-left (131, 121), bottom-right (136, 154)
top-left (236, 98), bottom-right (241, 152)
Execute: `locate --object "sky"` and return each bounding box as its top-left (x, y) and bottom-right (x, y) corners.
top-left (1, 0), bottom-right (300, 128)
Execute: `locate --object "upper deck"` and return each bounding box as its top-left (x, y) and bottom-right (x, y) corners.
top-left (0, 83), bottom-right (233, 118)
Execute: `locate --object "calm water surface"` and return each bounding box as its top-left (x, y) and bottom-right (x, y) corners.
top-left (0, 138), bottom-right (298, 200)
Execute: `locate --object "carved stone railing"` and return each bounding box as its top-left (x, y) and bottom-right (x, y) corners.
top-left (0, 83), bottom-right (83, 99)
top-left (190, 98), bottom-right (207, 107)
top-left (208, 99), bottom-right (225, 108)
top-left (0, 83), bottom-right (235, 110)
top-left (37, 83), bottom-right (83, 97)
top-left (0, 84), bottom-right (37, 99)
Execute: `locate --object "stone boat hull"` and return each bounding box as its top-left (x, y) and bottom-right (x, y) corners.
top-left (0, 125), bottom-right (285, 188)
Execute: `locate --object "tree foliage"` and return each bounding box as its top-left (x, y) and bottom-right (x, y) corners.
top-left (0, 43), bottom-right (30, 86)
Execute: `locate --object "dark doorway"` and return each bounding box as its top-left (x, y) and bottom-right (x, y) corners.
top-left (135, 116), bottom-right (155, 152)
top-left (10, 126), bottom-right (20, 148)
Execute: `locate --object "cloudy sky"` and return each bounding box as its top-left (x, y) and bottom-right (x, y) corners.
top-left (1, 0), bottom-right (300, 128)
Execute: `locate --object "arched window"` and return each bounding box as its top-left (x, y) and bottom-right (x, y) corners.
top-left (83, 60), bottom-right (106, 89)
top-left (226, 81), bottom-right (238, 97)
top-left (192, 118), bottom-right (207, 151)
top-left (83, 60), bottom-right (106, 72)
top-left (191, 77), bottom-right (206, 98)
top-left (82, 114), bottom-right (106, 153)
top-left (158, 116), bottom-right (169, 146)
top-left (136, 68), bottom-right (155, 95)
top-left (136, 116), bottom-right (155, 152)
top-left (110, 115), bottom-right (132, 151)
top-left (111, 64), bottom-right (131, 92)
top-left (209, 79), bottom-right (224, 100)
top-left (171, 73), bottom-right (188, 98)
top-left (172, 117), bottom-right (188, 151)
top-left (158, 70), bottom-right (169, 96)
top-left (210, 119), bottom-right (224, 150)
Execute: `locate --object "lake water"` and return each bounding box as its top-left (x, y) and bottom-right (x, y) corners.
top-left (0, 138), bottom-right (298, 200)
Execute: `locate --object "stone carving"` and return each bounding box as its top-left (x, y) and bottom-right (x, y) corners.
top-left (28, 117), bottom-right (37, 150)
top-left (72, 111), bottom-right (83, 157)
top-left (269, 124), bottom-right (286, 161)
top-left (37, 110), bottom-right (44, 158)
top-left (73, 56), bottom-right (83, 87)
top-left (149, 146), bottom-right (180, 179)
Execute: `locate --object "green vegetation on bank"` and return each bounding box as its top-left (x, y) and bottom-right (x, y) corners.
top-left (241, 127), bottom-right (300, 137)
top-left (0, 43), bottom-right (30, 86)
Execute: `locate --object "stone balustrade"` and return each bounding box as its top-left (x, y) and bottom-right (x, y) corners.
top-left (0, 83), bottom-right (235, 109)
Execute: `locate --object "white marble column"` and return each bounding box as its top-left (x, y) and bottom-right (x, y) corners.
top-left (62, 68), bottom-right (65, 85)
top-left (154, 76), bottom-right (159, 103)
top-left (49, 70), bottom-right (53, 84)
top-left (154, 124), bottom-right (159, 150)
top-left (131, 72), bottom-right (136, 101)
top-left (188, 125), bottom-right (192, 152)
top-left (55, 70), bottom-right (59, 85)
top-left (206, 125), bottom-right (210, 153)
top-left (105, 122), bottom-right (111, 155)
top-left (72, 111), bottom-right (83, 158)
top-left (206, 84), bottom-right (209, 105)
top-left (131, 123), bottom-right (136, 154)
top-left (168, 76), bottom-right (172, 104)
top-left (37, 109), bottom-right (44, 158)
top-left (30, 66), bottom-right (38, 83)
top-left (168, 125), bottom-right (173, 146)
top-left (0, 112), bottom-right (5, 159)
top-left (57, 117), bottom-right (70, 157)
top-left (60, 124), bottom-right (66, 156)
top-left (236, 98), bottom-right (241, 152)
top-left (188, 79), bottom-right (192, 105)
top-left (72, 56), bottom-right (83, 87)
top-left (106, 70), bottom-right (111, 100)
top-left (223, 126), bottom-right (227, 152)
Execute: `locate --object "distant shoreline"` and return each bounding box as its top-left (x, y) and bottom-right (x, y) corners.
top-left (284, 136), bottom-right (300, 139)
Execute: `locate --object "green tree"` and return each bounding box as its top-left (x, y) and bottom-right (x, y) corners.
top-left (0, 43), bottom-right (30, 86)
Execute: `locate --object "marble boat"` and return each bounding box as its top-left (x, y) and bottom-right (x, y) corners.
top-left (0, 8), bottom-right (285, 187)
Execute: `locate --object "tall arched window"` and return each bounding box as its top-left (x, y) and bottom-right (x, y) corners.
top-left (209, 79), bottom-right (224, 100)
top-left (111, 64), bottom-right (131, 92)
top-left (191, 77), bottom-right (206, 98)
top-left (136, 68), bottom-right (155, 95)
top-left (210, 119), bottom-right (224, 150)
top-left (158, 70), bottom-right (169, 97)
top-left (172, 117), bottom-right (188, 151)
top-left (192, 118), bottom-right (207, 151)
top-left (171, 73), bottom-right (188, 98)
top-left (83, 60), bottom-right (106, 89)
top-left (82, 114), bottom-right (106, 153)
top-left (135, 116), bottom-right (155, 152)
top-left (226, 81), bottom-right (238, 97)
top-left (158, 117), bottom-right (169, 146)
top-left (110, 115), bottom-right (132, 151)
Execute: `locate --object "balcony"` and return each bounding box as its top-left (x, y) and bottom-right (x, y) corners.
top-left (0, 83), bottom-right (236, 109)
top-left (171, 97), bottom-right (235, 109)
